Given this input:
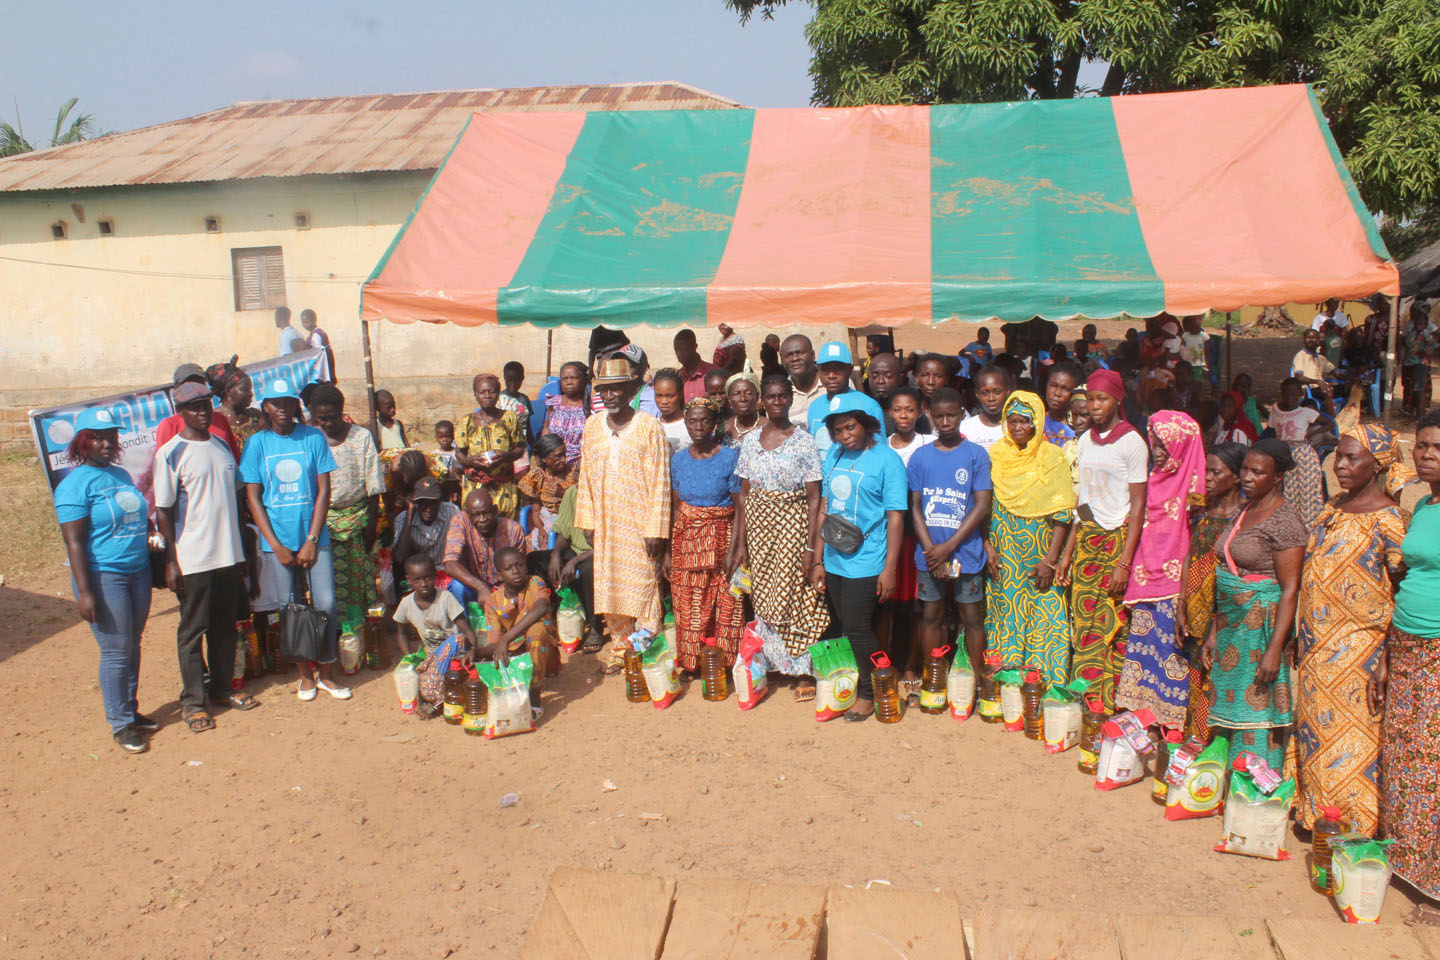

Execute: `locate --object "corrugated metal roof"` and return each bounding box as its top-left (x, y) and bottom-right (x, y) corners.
top-left (0, 82), bottom-right (743, 193)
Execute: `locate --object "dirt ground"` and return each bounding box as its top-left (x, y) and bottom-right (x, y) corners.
top-left (0, 326), bottom-right (1426, 959)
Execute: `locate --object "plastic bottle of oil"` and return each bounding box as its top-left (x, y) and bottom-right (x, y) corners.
top-left (1021, 669), bottom-right (1046, 740)
top-left (870, 652), bottom-right (903, 724)
top-left (364, 603), bottom-right (389, 669)
top-left (918, 645), bottom-right (951, 715)
top-left (442, 660), bottom-right (467, 725)
top-left (1152, 729), bottom-right (1182, 805)
top-left (240, 618), bottom-right (264, 678)
top-left (624, 647), bottom-right (651, 703)
top-left (463, 671), bottom-right (487, 736)
top-left (1077, 697), bottom-right (1106, 774)
top-left (1311, 805), bottom-right (1349, 895)
top-left (699, 637), bottom-right (729, 701)
top-left (265, 617), bottom-right (286, 673)
top-left (977, 672), bottom-right (1003, 723)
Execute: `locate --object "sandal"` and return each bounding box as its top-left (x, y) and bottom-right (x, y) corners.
top-left (217, 692), bottom-right (259, 711)
top-left (793, 682), bottom-right (816, 703)
top-left (581, 633), bottom-right (606, 654)
top-left (1405, 904), bottom-right (1440, 927)
top-left (184, 711), bottom-right (216, 734)
top-left (601, 661), bottom-right (624, 676)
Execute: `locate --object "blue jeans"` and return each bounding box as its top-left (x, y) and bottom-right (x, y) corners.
top-left (445, 578), bottom-right (480, 608)
top-left (76, 566), bottom-right (152, 733)
top-left (257, 545), bottom-right (338, 663)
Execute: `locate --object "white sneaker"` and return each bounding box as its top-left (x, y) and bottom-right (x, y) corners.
top-left (316, 679), bottom-right (352, 700)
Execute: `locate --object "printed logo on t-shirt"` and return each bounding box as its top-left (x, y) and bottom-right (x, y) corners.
top-left (100, 483), bottom-right (148, 538)
top-left (954, 467), bottom-right (970, 486)
top-left (921, 485), bottom-right (971, 530)
top-left (828, 466), bottom-right (865, 521)
top-left (266, 454), bottom-right (308, 506)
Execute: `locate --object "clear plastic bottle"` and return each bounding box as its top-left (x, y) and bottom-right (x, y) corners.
top-left (699, 637), bottom-right (729, 702)
top-left (1021, 669), bottom-right (1045, 739)
top-left (442, 660), bottom-right (467, 725)
top-left (918, 645), bottom-right (951, 715)
top-left (1312, 805), bottom-right (1349, 895)
top-left (624, 648), bottom-right (651, 703)
top-left (871, 652), bottom-right (903, 724)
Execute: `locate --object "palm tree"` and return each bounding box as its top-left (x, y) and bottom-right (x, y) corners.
top-left (0, 98), bottom-right (99, 157)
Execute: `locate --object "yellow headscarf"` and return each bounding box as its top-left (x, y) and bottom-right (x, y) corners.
top-left (987, 391), bottom-right (1077, 518)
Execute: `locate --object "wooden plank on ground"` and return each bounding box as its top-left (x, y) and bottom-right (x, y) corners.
top-left (824, 885), bottom-right (964, 960)
top-left (521, 866), bottom-right (676, 960)
top-left (1115, 915), bottom-right (1260, 960)
top-left (1268, 917), bottom-right (1428, 960)
top-left (969, 906), bottom-right (1121, 960)
top-left (660, 878), bottom-right (825, 960)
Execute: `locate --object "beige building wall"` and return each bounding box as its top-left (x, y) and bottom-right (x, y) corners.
top-left (0, 173), bottom-right (859, 449)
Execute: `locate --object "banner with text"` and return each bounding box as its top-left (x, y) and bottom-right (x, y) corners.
top-left (29, 349), bottom-right (330, 505)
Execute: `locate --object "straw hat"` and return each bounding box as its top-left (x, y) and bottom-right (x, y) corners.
top-left (592, 354), bottom-right (638, 386)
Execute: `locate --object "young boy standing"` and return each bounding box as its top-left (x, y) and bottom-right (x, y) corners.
top-left (153, 379), bottom-right (258, 731)
top-left (1042, 361), bottom-right (1081, 447)
top-left (907, 387), bottom-right (993, 681)
top-left (392, 553), bottom-right (482, 717)
top-left (374, 390), bottom-right (408, 451)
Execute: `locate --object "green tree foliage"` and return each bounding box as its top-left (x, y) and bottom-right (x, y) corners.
top-left (0, 98), bottom-right (99, 158)
top-left (727, 0), bottom-right (1439, 216)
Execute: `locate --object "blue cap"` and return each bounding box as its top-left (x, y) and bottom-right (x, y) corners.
top-left (73, 407), bottom-right (119, 432)
top-left (822, 390), bottom-right (882, 429)
top-left (260, 378), bottom-right (300, 401)
top-left (816, 341), bottom-right (853, 366)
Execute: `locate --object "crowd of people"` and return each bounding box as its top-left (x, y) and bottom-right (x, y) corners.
top-left (52, 303), bottom-right (1440, 921)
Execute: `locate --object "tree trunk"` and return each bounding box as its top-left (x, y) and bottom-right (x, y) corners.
top-left (1056, 49), bottom-right (1083, 99)
top-left (1101, 63), bottom-right (1126, 97)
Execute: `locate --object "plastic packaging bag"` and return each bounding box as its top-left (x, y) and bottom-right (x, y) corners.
top-left (393, 652), bottom-right (423, 713)
top-left (728, 564), bottom-right (752, 598)
top-left (733, 621), bottom-right (770, 711)
top-left (811, 637), bottom-right (858, 722)
top-left (555, 587), bottom-right (584, 655)
top-left (1094, 709), bottom-right (1157, 790)
top-left (1331, 834), bottom-right (1395, 923)
top-left (640, 632), bottom-right (681, 709)
top-left (994, 669), bottom-right (1025, 731)
top-left (1164, 735), bottom-right (1228, 821)
top-left (479, 653), bottom-right (535, 738)
top-left (947, 644), bottom-right (975, 721)
top-left (1041, 679), bottom-right (1089, 753)
top-left (1216, 770), bottom-right (1294, 859)
top-left (336, 619), bottom-right (364, 675)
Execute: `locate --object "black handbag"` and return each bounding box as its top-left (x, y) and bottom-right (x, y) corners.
top-left (280, 568), bottom-right (330, 664)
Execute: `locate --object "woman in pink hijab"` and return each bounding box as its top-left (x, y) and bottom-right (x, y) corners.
top-left (1114, 410), bottom-right (1206, 731)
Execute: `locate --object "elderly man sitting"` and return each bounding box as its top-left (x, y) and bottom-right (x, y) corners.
top-left (442, 488), bottom-right (526, 607)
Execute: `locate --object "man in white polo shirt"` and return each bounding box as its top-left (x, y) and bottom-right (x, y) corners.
top-left (154, 378), bottom-right (259, 730)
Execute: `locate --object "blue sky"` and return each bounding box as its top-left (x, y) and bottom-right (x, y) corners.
top-left (1, 0), bottom-right (815, 136)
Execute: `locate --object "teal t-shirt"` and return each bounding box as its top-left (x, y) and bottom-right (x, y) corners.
top-left (1393, 497), bottom-right (1440, 636)
top-left (53, 464), bottom-right (150, 573)
top-left (821, 442), bottom-right (908, 579)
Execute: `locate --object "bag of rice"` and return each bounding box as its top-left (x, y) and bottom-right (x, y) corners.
top-left (1330, 834), bottom-right (1395, 924)
top-left (733, 621), bottom-right (770, 712)
top-left (1164, 735), bottom-right (1228, 821)
top-left (478, 653), bottom-right (535, 739)
top-left (812, 637), bottom-right (858, 722)
top-left (995, 669), bottom-right (1025, 732)
top-left (947, 644), bottom-right (975, 721)
top-left (640, 632), bottom-right (681, 709)
top-left (1094, 709), bottom-right (1157, 791)
top-left (1041, 679), bottom-right (1090, 754)
top-left (1215, 769), bottom-right (1294, 859)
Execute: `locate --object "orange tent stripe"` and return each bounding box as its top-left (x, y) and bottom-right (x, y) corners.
top-left (361, 112), bottom-right (587, 325)
top-left (1111, 85), bottom-right (1399, 313)
top-left (707, 105), bottom-right (932, 328)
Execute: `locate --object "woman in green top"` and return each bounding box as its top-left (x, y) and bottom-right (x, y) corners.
top-left (1377, 408), bottom-right (1440, 917)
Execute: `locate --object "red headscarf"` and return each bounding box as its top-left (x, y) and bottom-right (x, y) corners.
top-left (1085, 370), bottom-right (1136, 445)
top-left (1221, 390), bottom-right (1258, 442)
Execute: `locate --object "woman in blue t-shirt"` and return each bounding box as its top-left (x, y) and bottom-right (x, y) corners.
top-left (812, 392), bottom-right (908, 721)
top-left (239, 378), bottom-right (347, 702)
top-left (54, 408), bottom-right (155, 753)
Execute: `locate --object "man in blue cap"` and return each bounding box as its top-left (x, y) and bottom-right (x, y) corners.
top-left (807, 341), bottom-right (885, 456)
top-left (238, 377), bottom-right (351, 702)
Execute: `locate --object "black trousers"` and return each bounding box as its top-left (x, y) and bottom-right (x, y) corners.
top-left (826, 572), bottom-right (879, 700)
top-left (176, 564), bottom-right (244, 713)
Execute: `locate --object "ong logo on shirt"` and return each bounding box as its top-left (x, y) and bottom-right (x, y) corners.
top-left (267, 455), bottom-right (307, 504)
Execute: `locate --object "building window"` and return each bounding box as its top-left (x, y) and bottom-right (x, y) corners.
top-left (98, 219), bottom-right (115, 237)
top-left (204, 216), bottom-right (221, 233)
top-left (51, 221), bottom-right (67, 240)
top-left (294, 212), bottom-right (310, 230)
top-left (231, 246), bottom-right (286, 311)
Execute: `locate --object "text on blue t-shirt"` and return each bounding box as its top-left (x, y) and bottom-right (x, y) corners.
top-left (238, 425), bottom-right (336, 552)
top-left (905, 439), bottom-right (993, 574)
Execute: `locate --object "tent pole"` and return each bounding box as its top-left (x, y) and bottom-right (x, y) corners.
top-left (361, 316), bottom-right (379, 444)
top-left (1225, 313), bottom-right (1233, 387)
top-left (1384, 295), bottom-right (1400, 427)
top-left (545, 330), bottom-right (554, 380)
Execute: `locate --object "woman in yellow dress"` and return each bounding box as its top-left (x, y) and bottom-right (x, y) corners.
top-left (456, 373), bottom-right (525, 518)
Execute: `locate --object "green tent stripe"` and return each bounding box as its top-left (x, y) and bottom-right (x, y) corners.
top-left (1305, 86), bottom-right (1391, 264)
top-left (498, 109), bottom-right (756, 328)
top-left (930, 99), bottom-right (1165, 322)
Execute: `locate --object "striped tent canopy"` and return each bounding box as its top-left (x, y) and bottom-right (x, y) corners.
top-left (361, 84), bottom-right (1398, 329)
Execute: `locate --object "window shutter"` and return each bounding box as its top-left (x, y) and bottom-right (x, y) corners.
top-left (231, 246), bottom-right (286, 310)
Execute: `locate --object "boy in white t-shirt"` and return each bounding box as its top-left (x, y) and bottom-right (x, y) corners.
top-left (392, 553), bottom-right (482, 716)
top-left (153, 379), bottom-right (257, 729)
